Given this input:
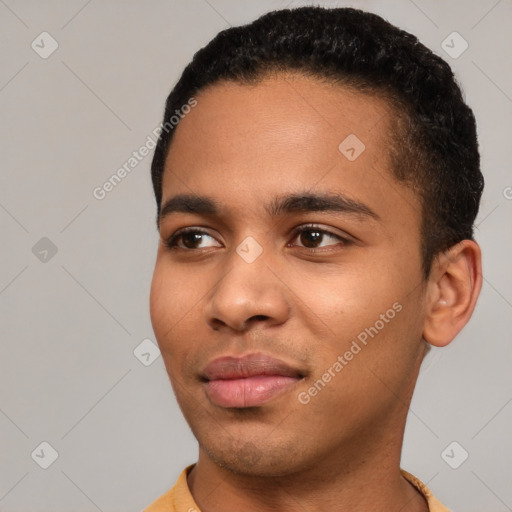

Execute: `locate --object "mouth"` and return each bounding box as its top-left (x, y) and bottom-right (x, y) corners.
top-left (201, 352), bottom-right (306, 408)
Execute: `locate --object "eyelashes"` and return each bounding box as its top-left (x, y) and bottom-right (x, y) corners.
top-left (164, 223), bottom-right (353, 252)
top-left (288, 223), bottom-right (351, 250)
top-left (164, 227), bottom-right (220, 250)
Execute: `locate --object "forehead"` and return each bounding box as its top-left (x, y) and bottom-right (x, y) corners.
top-left (161, 74), bottom-right (418, 225)
top-left (165, 74), bottom-right (393, 171)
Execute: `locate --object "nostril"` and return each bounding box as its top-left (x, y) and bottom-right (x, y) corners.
top-left (250, 315), bottom-right (270, 322)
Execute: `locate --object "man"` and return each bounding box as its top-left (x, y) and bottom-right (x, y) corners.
top-left (146, 6), bottom-right (483, 511)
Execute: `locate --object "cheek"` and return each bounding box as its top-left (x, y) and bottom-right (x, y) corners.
top-left (150, 260), bottom-right (193, 352)
top-left (150, 259), bottom-right (211, 380)
top-left (284, 264), bottom-right (396, 340)
top-left (283, 257), bottom-right (422, 377)
top-left (149, 262), bottom-right (171, 340)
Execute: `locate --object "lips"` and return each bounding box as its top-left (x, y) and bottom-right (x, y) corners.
top-left (201, 353), bottom-right (305, 408)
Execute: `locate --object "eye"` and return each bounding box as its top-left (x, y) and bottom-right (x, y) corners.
top-left (164, 224), bottom-right (351, 252)
top-left (289, 224), bottom-right (350, 250)
top-left (164, 228), bottom-right (221, 250)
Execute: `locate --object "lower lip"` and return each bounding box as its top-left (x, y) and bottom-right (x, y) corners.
top-left (205, 375), bottom-right (301, 408)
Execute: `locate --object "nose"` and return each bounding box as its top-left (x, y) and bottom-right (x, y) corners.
top-left (205, 250), bottom-right (290, 332)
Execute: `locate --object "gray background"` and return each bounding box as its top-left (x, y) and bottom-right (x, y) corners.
top-left (0, 0), bottom-right (511, 511)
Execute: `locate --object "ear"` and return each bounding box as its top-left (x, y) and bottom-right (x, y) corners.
top-left (423, 240), bottom-right (482, 347)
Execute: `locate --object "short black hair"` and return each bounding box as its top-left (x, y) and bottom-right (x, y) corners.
top-left (151, 6), bottom-right (483, 277)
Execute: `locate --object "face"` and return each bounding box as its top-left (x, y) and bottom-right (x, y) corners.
top-left (150, 74), bottom-right (429, 477)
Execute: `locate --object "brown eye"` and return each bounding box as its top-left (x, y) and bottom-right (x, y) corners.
top-left (182, 232), bottom-right (204, 249)
top-left (164, 228), bottom-right (221, 250)
top-left (290, 225), bottom-right (349, 250)
top-left (299, 230), bottom-right (324, 248)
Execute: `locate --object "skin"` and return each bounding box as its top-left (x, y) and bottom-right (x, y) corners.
top-left (150, 73), bottom-right (482, 511)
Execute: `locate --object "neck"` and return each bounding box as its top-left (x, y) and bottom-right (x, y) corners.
top-left (187, 427), bottom-right (429, 512)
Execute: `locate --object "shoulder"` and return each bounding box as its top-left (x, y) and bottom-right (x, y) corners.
top-left (401, 469), bottom-right (453, 512)
top-left (144, 465), bottom-right (199, 512)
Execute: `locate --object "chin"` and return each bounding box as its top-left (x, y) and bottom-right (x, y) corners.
top-left (199, 434), bottom-right (311, 478)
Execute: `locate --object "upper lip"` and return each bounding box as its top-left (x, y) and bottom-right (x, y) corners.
top-left (201, 352), bottom-right (305, 381)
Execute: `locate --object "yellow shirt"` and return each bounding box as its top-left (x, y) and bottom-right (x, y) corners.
top-left (144, 465), bottom-right (451, 512)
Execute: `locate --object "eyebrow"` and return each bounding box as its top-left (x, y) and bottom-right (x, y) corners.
top-left (158, 192), bottom-right (379, 226)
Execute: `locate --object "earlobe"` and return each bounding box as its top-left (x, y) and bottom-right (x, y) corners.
top-left (423, 240), bottom-right (482, 347)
